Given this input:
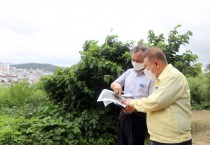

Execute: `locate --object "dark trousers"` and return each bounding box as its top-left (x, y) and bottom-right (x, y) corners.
top-left (152, 139), bottom-right (192, 145)
top-left (117, 111), bottom-right (147, 145)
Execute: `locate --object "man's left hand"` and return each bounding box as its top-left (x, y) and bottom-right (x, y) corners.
top-left (122, 98), bottom-right (133, 106)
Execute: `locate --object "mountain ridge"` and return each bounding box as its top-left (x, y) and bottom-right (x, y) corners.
top-left (10, 63), bottom-right (58, 72)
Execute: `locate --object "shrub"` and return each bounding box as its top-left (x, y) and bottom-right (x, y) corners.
top-left (188, 73), bottom-right (210, 109)
top-left (42, 35), bottom-right (132, 144)
top-left (0, 81), bottom-right (47, 107)
top-left (0, 104), bottom-right (82, 145)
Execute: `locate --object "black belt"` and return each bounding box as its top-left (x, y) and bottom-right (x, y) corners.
top-left (121, 110), bottom-right (146, 118)
top-left (152, 139), bottom-right (192, 145)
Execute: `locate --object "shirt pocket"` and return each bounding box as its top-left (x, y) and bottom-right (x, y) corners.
top-left (137, 82), bottom-right (149, 96)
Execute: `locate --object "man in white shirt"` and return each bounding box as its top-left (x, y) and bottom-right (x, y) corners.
top-left (111, 46), bottom-right (154, 145)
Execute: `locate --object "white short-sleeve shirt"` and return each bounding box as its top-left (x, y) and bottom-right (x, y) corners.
top-left (115, 68), bottom-right (154, 99)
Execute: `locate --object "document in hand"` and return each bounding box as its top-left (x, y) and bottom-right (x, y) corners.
top-left (97, 89), bottom-right (126, 108)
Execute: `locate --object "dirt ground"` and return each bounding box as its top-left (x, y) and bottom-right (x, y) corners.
top-left (193, 130), bottom-right (210, 145)
top-left (191, 110), bottom-right (210, 145)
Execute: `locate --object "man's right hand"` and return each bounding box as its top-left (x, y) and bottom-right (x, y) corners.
top-left (123, 106), bottom-right (136, 114)
top-left (111, 82), bottom-right (122, 96)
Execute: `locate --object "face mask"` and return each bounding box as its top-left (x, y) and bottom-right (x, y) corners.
top-left (132, 61), bottom-right (144, 71)
top-left (143, 69), bottom-right (156, 81)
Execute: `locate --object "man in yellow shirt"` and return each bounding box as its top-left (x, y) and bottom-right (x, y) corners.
top-left (122, 47), bottom-right (192, 145)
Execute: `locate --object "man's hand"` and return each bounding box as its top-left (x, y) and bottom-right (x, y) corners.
top-left (111, 82), bottom-right (122, 96)
top-left (122, 98), bottom-right (133, 106)
top-left (122, 106), bottom-right (136, 114)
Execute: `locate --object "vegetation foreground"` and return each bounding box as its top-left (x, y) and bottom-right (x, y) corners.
top-left (0, 82), bottom-right (209, 144)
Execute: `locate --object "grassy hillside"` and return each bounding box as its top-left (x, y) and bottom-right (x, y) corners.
top-left (11, 63), bottom-right (58, 72)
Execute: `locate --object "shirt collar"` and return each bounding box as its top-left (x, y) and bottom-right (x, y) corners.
top-left (158, 64), bottom-right (173, 80)
top-left (133, 68), bottom-right (144, 76)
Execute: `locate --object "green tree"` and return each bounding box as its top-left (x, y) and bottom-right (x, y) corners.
top-left (204, 63), bottom-right (210, 73)
top-left (43, 35), bottom-right (133, 110)
top-left (146, 25), bottom-right (202, 77)
top-left (42, 35), bottom-right (134, 144)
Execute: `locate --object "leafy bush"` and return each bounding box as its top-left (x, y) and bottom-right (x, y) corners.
top-left (0, 116), bottom-right (28, 145)
top-left (42, 36), bottom-right (132, 110)
top-left (0, 101), bottom-right (118, 144)
top-left (0, 75), bottom-right (119, 144)
top-left (42, 35), bottom-right (132, 144)
top-left (0, 82), bottom-right (83, 145)
top-left (0, 81), bottom-right (47, 107)
top-left (0, 103), bottom-right (82, 145)
top-left (0, 82), bottom-right (82, 145)
top-left (188, 73), bottom-right (210, 109)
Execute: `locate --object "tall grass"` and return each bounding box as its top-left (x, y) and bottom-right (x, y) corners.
top-left (0, 81), bottom-right (48, 118)
top-left (0, 81), bottom-right (46, 107)
top-left (191, 110), bottom-right (210, 134)
top-left (0, 86), bottom-right (9, 105)
top-left (188, 73), bottom-right (210, 109)
top-left (191, 110), bottom-right (210, 144)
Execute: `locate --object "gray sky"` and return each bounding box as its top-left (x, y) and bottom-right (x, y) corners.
top-left (0, 0), bottom-right (210, 69)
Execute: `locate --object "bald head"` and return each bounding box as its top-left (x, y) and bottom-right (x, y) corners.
top-left (143, 47), bottom-right (168, 64)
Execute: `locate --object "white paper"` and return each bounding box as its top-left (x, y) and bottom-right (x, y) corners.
top-left (97, 89), bottom-right (127, 108)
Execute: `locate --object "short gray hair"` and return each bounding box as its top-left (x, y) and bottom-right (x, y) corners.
top-left (143, 47), bottom-right (168, 63)
top-left (131, 45), bottom-right (148, 53)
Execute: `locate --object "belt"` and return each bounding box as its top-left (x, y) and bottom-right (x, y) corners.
top-left (121, 110), bottom-right (146, 118)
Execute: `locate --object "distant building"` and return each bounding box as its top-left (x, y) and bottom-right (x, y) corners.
top-left (0, 63), bottom-right (10, 74)
top-left (0, 74), bottom-right (17, 85)
top-left (0, 63), bottom-right (52, 86)
top-left (0, 75), bottom-right (7, 84)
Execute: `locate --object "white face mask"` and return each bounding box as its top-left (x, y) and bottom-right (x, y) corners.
top-left (143, 69), bottom-right (156, 81)
top-left (132, 61), bottom-right (144, 71)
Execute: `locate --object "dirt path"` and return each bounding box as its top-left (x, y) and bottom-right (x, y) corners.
top-left (191, 110), bottom-right (210, 145)
top-left (192, 130), bottom-right (210, 145)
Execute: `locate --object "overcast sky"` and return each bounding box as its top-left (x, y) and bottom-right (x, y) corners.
top-left (0, 0), bottom-right (210, 69)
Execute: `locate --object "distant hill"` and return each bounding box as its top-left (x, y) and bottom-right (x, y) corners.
top-left (11, 63), bottom-right (58, 72)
